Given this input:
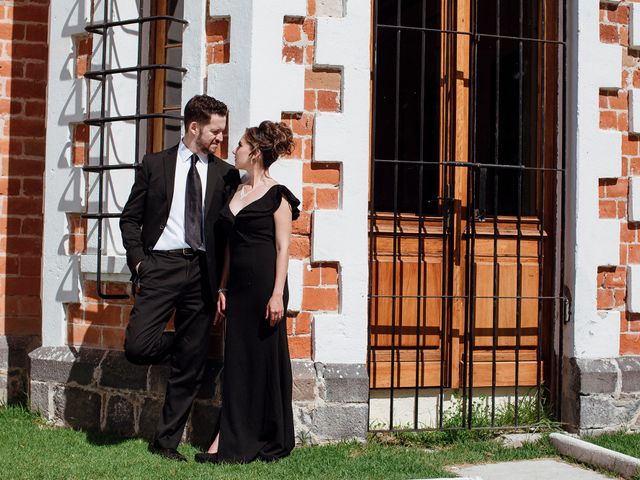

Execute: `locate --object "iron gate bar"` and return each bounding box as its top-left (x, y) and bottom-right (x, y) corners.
top-left (81, 0), bottom-right (186, 299)
top-left (387, 0), bottom-right (402, 430)
top-left (372, 158), bottom-right (564, 172)
top-left (376, 23), bottom-right (565, 45)
top-left (413, 0), bottom-right (428, 431)
top-left (84, 112), bottom-right (183, 126)
top-left (369, 0), bottom-right (566, 432)
top-left (85, 15), bottom-right (188, 34)
top-left (83, 64), bottom-right (186, 80)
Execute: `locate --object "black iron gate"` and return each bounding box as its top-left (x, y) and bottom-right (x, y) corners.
top-left (368, 0), bottom-right (567, 431)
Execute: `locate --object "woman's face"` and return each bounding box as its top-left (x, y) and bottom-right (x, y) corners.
top-left (232, 136), bottom-right (255, 170)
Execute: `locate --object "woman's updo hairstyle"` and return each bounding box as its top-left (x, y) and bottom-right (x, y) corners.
top-left (244, 120), bottom-right (295, 169)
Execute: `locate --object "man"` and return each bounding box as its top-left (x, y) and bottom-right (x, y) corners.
top-left (120, 95), bottom-right (239, 461)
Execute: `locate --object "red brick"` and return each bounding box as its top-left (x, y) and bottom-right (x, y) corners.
top-left (303, 162), bottom-right (340, 184)
top-left (288, 335), bottom-right (311, 359)
top-left (600, 110), bottom-right (617, 130)
top-left (5, 276), bottom-right (41, 295)
top-left (317, 90), bottom-right (339, 112)
top-left (292, 211), bottom-right (311, 234)
top-left (597, 288), bottom-right (615, 309)
top-left (24, 100), bottom-right (45, 117)
top-left (206, 18), bottom-right (229, 42)
top-left (315, 188), bottom-right (339, 209)
top-left (19, 256), bottom-right (40, 276)
top-left (291, 113), bottom-right (313, 136)
top-left (302, 287), bottom-right (339, 311)
top-left (1, 316), bottom-right (40, 336)
top-left (599, 200), bottom-right (617, 218)
top-left (302, 186), bottom-right (314, 211)
top-left (290, 236), bottom-right (310, 259)
top-left (308, 0), bottom-right (316, 16)
top-left (283, 23), bottom-right (302, 43)
top-left (623, 135), bottom-right (639, 156)
top-left (621, 223), bottom-right (636, 243)
top-left (321, 264), bottom-right (339, 286)
top-left (283, 45), bottom-right (303, 64)
top-left (68, 323), bottom-right (101, 347)
top-left (302, 18), bottom-right (315, 41)
top-left (295, 312), bottom-right (312, 334)
top-left (600, 24), bottom-right (620, 44)
top-left (311, 57), bottom-right (338, 82)
top-left (620, 333), bottom-right (640, 355)
top-left (605, 178), bottom-right (628, 198)
top-left (304, 266), bottom-right (321, 286)
top-left (21, 217), bottom-right (42, 236)
top-left (101, 327), bottom-right (125, 350)
top-left (12, 4), bottom-right (49, 23)
top-left (304, 89), bottom-right (316, 111)
top-left (25, 24), bottom-right (48, 43)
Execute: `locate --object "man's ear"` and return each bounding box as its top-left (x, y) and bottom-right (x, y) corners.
top-left (188, 121), bottom-right (200, 135)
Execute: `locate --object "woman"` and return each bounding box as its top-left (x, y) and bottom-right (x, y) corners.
top-left (196, 120), bottom-right (299, 464)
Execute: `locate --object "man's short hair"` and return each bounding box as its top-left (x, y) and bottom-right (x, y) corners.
top-left (183, 95), bottom-right (228, 126)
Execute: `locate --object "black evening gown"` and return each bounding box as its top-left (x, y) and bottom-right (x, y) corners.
top-left (217, 184), bottom-right (300, 463)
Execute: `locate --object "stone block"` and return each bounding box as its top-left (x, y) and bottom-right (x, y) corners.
top-left (100, 351), bottom-right (148, 391)
top-left (53, 385), bottom-right (102, 431)
top-left (575, 358), bottom-right (618, 394)
top-left (292, 360), bottom-right (316, 402)
top-left (0, 335), bottom-right (39, 370)
top-left (617, 357), bottom-right (640, 393)
top-left (321, 363), bottom-right (368, 403)
top-left (105, 394), bottom-right (135, 437)
top-left (138, 397), bottom-right (163, 440)
top-left (30, 381), bottom-right (50, 418)
top-left (188, 401), bottom-right (220, 449)
top-left (580, 395), bottom-right (640, 430)
top-left (30, 346), bottom-right (102, 386)
top-left (0, 375), bottom-right (6, 404)
top-left (313, 404), bottom-right (368, 442)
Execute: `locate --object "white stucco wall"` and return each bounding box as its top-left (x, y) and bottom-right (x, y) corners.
top-left (43, 0), bottom-right (210, 346)
top-left (311, 0), bottom-right (371, 364)
top-left (565, 0), bottom-right (622, 358)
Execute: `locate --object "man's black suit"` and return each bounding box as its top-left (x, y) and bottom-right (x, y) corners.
top-left (120, 144), bottom-right (239, 449)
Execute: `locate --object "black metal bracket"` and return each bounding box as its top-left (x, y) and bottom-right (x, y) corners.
top-left (80, 1), bottom-right (186, 300)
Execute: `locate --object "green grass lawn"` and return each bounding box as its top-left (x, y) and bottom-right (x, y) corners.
top-left (583, 431), bottom-right (640, 459)
top-left (0, 405), bottom-right (562, 480)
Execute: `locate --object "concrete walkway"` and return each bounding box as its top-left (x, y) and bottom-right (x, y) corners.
top-left (448, 459), bottom-right (615, 480)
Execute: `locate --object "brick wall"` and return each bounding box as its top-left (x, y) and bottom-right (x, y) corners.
top-left (0, 0), bottom-right (49, 338)
top-left (597, 0), bottom-right (640, 355)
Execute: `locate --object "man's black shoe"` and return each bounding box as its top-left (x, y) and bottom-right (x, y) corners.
top-left (148, 442), bottom-right (187, 462)
top-left (194, 452), bottom-right (219, 464)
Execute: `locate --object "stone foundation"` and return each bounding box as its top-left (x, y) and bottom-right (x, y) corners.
top-left (28, 346), bottom-right (368, 445)
top-left (562, 356), bottom-right (640, 435)
top-left (0, 335), bottom-right (39, 405)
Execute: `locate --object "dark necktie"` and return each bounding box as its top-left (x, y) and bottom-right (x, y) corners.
top-left (185, 154), bottom-right (203, 250)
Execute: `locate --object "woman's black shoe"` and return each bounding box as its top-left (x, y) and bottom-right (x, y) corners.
top-left (195, 452), bottom-right (219, 464)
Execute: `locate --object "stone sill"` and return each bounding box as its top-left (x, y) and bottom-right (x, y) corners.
top-left (80, 255), bottom-right (130, 282)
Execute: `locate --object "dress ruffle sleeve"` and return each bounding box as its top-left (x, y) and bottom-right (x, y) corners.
top-left (275, 185), bottom-right (301, 221)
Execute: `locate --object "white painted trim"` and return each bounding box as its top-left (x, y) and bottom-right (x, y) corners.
top-left (630, 3), bottom-right (640, 49)
top-left (311, 0), bottom-right (371, 364)
top-left (565, 0), bottom-right (623, 358)
top-left (629, 176), bottom-right (640, 223)
top-left (41, 0), bottom-right (93, 346)
top-left (629, 89), bottom-right (640, 135)
top-left (627, 265), bottom-right (640, 313)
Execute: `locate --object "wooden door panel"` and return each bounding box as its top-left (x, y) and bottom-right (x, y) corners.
top-left (461, 359), bottom-right (541, 387)
top-left (370, 252), bottom-right (444, 350)
top-left (370, 349), bottom-right (444, 388)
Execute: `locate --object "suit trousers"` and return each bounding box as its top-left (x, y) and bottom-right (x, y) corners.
top-left (124, 250), bottom-right (213, 449)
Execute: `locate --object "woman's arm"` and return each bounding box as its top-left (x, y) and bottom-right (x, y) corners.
top-left (266, 197), bottom-right (293, 326)
top-left (214, 244), bottom-right (231, 325)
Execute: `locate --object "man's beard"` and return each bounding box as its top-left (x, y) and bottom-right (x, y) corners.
top-left (195, 132), bottom-right (219, 155)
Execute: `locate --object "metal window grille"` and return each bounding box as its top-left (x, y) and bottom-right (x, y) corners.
top-left (82, 0), bottom-right (187, 299)
top-left (368, 0), bottom-right (567, 431)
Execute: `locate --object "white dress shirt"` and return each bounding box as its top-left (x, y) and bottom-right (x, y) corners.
top-left (153, 141), bottom-right (209, 251)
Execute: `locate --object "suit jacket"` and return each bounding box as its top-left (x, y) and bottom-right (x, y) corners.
top-left (120, 144), bottom-right (240, 299)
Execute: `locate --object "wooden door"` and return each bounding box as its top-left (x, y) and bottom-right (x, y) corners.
top-left (369, 0), bottom-right (561, 393)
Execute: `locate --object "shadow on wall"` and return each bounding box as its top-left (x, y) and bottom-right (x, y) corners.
top-left (65, 348), bottom-right (224, 448)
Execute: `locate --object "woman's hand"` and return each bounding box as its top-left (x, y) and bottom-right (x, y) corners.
top-left (265, 294), bottom-right (284, 327)
top-left (214, 291), bottom-right (226, 325)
